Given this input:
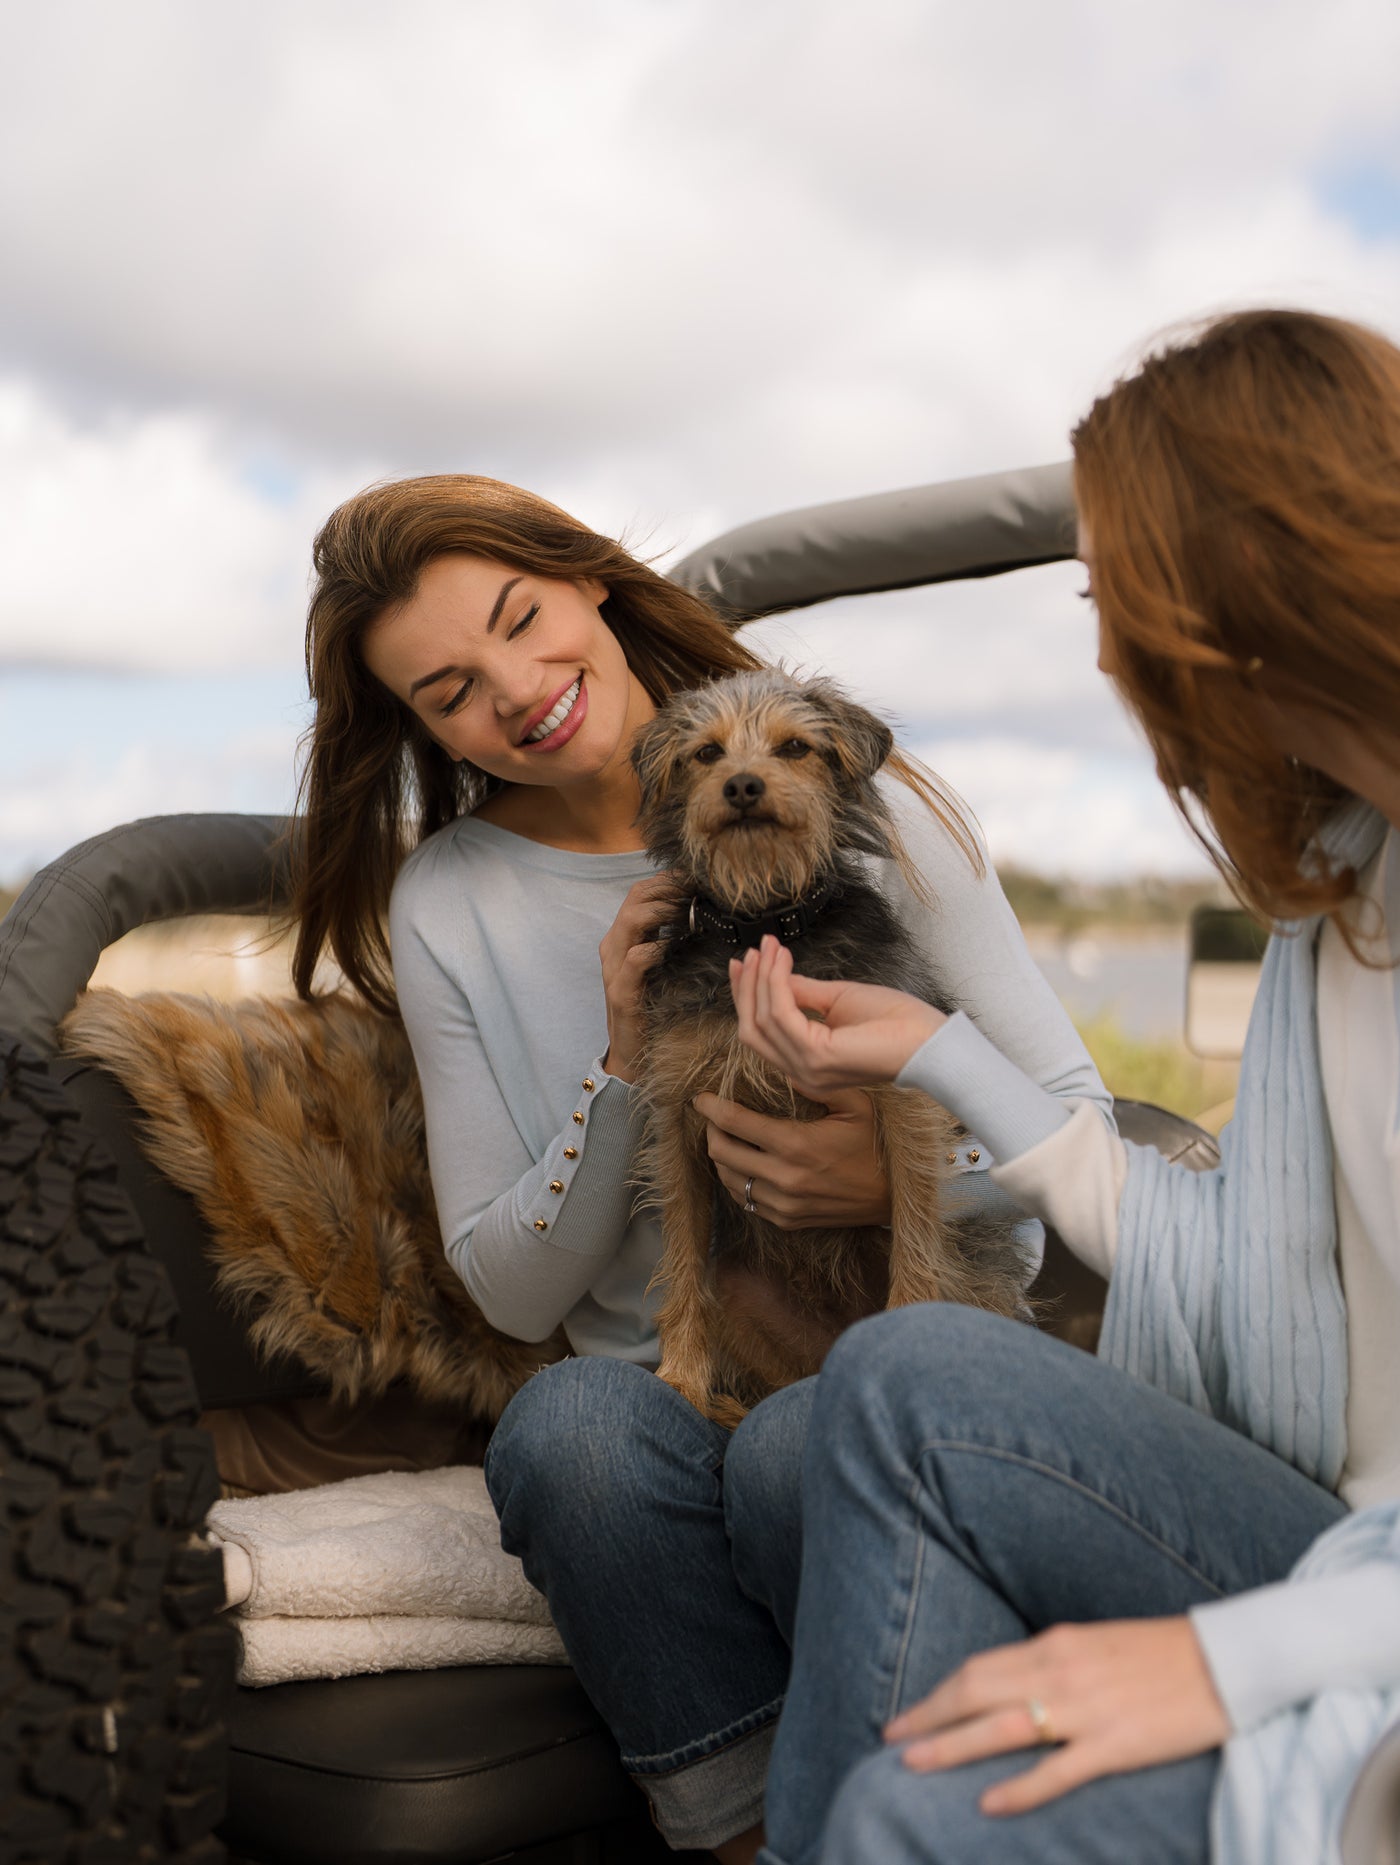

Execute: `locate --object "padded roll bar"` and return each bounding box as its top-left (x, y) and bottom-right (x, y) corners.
top-left (0, 813), bottom-right (293, 1056)
top-left (670, 460), bottom-right (1077, 623)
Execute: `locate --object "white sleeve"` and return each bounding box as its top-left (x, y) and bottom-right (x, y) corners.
top-left (1190, 1564), bottom-right (1400, 1734)
top-left (900, 1023), bottom-right (1127, 1279)
top-left (882, 778), bottom-right (1114, 1125)
top-left (389, 877), bottom-right (645, 1345)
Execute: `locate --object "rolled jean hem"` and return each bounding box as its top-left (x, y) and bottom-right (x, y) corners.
top-left (631, 1718), bottom-right (778, 1851)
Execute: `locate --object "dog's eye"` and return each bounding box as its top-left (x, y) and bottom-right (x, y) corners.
top-left (775, 738), bottom-right (811, 759)
top-left (693, 742), bottom-right (725, 764)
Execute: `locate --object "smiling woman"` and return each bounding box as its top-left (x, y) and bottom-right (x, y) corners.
top-left (285, 469), bottom-right (1115, 1854)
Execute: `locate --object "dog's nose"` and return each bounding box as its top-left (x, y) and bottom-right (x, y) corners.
top-left (722, 773), bottom-right (766, 811)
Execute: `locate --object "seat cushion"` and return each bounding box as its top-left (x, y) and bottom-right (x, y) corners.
top-left (221, 1664), bottom-right (650, 1864)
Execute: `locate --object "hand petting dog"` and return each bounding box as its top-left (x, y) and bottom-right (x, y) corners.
top-left (693, 1088), bottom-right (893, 1229)
top-left (730, 934), bottom-right (947, 1098)
top-left (598, 875), bottom-right (684, 1083)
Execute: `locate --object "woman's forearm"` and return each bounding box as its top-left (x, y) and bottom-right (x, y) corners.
top-left (442, 1058), bottom-right (647, 1342)
top-left (899, 1013), bottom-right (1126, 1278)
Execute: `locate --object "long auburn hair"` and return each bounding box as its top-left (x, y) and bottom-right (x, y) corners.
top-left (1072, 308), bottom-right (1400, 927)
top-left (292, 474), bottom-right (972, 1013)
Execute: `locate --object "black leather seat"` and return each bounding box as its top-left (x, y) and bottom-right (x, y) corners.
top-left (222, 1668), bottom-right (656, 1865)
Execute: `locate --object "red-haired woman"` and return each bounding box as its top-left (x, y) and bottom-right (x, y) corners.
top-left (733, 309), bottom-right (1400, 1865)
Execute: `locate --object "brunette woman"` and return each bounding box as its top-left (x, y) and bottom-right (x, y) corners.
top-left (729, 308), bottom-right (1400, 1865)
top-left (293, 474), bottom-right (1112, 1855)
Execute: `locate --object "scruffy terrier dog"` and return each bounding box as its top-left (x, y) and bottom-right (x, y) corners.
top-left (631, 668), bottom-right (1029, 1425)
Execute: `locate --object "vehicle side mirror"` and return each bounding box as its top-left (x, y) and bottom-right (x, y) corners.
top-left (1184, 905), bottom-right (1269, 1059)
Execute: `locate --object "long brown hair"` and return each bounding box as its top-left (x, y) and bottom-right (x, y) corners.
top-left (292, 476), bottom-right (762, 1012)
top-left (292, 474), bottom-right (974, 1014)
top-left (1072, 308), bottom-right (1400, 926)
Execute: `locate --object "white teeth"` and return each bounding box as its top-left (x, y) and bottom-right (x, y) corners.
top-left (525, 678), bottom-right (581, 744)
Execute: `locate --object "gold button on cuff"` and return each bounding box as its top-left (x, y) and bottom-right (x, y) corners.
top-left (549, 1180), bottom-right (564, 1194)
top-left (582, 1077), bottom-right (596, 1092)
top-left (968, 1148), bottom-right (981, 1164)
top-left (946, 1152), bottom-right (957, 1165)
top-left (533, 1218), bottom-right (549, 1232)
top-left (563, 1146), bottom-right (578, 1160)
top-left (571, 1111), bottom-right (585, 1125)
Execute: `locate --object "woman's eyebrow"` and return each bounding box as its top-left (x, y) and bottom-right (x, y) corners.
top-left (484, 575), bottom-right (525, 634)
top-left (407, 576), bottom-right (526, 696)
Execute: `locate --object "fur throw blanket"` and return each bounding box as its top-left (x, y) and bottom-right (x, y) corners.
top-left (61, 990), bottom-right (566, 1418)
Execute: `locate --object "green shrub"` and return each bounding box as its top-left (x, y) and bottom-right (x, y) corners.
top-left (1074, 1013), bottom-right (1237, 1130)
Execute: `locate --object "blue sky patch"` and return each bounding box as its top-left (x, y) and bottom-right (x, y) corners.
top-left (1319, 162), bottom-right (1400, 242)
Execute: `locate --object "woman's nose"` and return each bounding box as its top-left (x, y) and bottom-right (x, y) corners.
top-left (488, 659), bottom-right (538, 717)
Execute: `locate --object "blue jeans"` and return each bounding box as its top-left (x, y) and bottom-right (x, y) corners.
top-left (486, 1309), bottom-right (1343, 1860)
top-left (485, 1356), bottom-right (816, 1850)
top-left (758, 1306), bottom-right (1346, 1865)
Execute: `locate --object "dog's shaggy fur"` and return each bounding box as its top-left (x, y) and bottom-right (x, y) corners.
top-left (60, 990), bottom-right (565, 1417)
top-left (632, 668), bottom-right (1029, 1424)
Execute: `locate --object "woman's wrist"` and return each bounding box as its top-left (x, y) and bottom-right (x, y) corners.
top-left (600, 1044), bottom-right (635, 1085)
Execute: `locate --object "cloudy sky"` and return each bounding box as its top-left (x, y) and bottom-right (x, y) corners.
top-left (2, 0), bottom-right (1398, 882)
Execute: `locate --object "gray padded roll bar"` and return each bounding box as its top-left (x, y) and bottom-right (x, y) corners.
top-left (670, 461), bottom-right (1078, 623)
top-left (0, 813), bottom-right (293, 1056)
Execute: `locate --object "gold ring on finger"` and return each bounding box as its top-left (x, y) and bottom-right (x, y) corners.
top-left (1026, 1697), bottom-right (1056, 1745)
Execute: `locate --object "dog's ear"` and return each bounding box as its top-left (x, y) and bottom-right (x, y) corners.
top-left (806, 680), bottom-right (894, 782)
top-left (629, 712), bottom-right (679, 813)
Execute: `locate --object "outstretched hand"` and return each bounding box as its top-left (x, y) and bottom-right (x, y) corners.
top-left (728, 934), bottom-right (946, 1098)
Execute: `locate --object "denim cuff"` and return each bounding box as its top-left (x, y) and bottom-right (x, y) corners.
top-left (630, 1712), bottom-right (778, 1851)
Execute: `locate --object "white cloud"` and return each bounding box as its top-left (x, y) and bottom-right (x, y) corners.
top-left (0, 0), bottom-right (1396, 869)
top-left (0, 380), bottom-right (362, 669)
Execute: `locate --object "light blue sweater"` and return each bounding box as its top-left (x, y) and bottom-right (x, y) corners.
top-left (907, 801), bottom-right (1400, 1862)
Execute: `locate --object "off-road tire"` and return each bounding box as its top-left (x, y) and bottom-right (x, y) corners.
top-left (0, 1040), bottom-right (234, 1863)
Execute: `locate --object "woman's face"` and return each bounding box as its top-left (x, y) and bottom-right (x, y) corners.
top-left (363, 552), bottom-right (654, 789)
top-left (1080, 511), bottom-right (1400, 822)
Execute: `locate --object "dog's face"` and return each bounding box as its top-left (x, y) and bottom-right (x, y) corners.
top-left (631, 670), bottom-right (896, 913)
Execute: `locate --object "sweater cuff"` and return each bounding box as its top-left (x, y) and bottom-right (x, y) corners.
top-left (1190, 1563), bottom-right (1400, 1734)
top-left (896, 1012), bottom-right (1071, 1164)
top-left (510, 1054), bottom-right (644, 1254)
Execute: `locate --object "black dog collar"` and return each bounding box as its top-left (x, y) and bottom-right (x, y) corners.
top-left (685, 876), bottom-right (842, 950)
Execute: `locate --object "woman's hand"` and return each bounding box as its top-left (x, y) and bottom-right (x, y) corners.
top-left (883, 1618), bottom-right (1229, 1817)
top-left (693, 1088), bottom-right (892, 1228)
top-left (598, 876), bottom-right (680, 1083)
top-left (729, 935), bottom-right (946, 1098)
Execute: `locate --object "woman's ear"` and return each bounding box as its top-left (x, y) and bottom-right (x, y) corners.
top-left (582, 576), bottom-right (610, 605)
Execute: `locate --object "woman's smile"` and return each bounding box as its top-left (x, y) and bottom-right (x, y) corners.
top-left (521, 674), bottom-right (587, 749)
